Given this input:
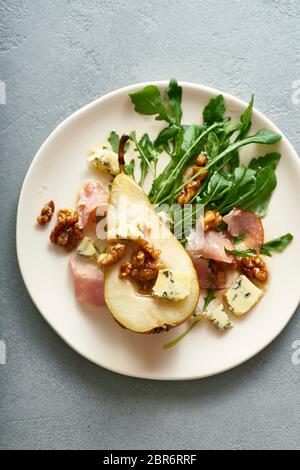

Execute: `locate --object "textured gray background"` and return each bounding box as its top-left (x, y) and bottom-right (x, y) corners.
top-left (0, 0), bottom-right (300, 450)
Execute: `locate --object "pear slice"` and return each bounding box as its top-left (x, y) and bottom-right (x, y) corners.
top-left (104, 173), bottom-right (200, 333)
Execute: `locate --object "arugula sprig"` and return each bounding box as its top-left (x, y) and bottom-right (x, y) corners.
top-left (239, 94), bottom-right (254, 140)
top-left (124, 159), bottom-right (136, 180)
top-left (129, 78), bottom-right (183, 126)
top-left (108, 131), bottom-right (120, 153)
top-left (261, 234), bottom-right (293, 256)
top-left (164, 290), bottom-right (216, 349)
top-left (225, 235), bottom-right (293, 258)
top-left (166, 79), bottom-right (183, 126)
top-left (203, 95), bottom-right (226, 124)
top-left (225, 248), bottom-right (257, 257)
top-left (154, 125), bottom-right (179, 153)
top-left (129, 131), bottom-right (158, 187)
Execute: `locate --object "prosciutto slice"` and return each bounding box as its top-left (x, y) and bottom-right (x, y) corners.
top-left (70, 254), bottom-right (105, 306)
top-left (187, 229), bottom-right (234, 264)
top-left (77, 180), bottom-right (110, 229)
top-left (191, 257), bottom-right (227, 289)
top-left (223, 207), bottom-right (264, 251)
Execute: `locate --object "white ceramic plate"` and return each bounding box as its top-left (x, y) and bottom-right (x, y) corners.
top-left (17, 81), bottom-right (300, 380)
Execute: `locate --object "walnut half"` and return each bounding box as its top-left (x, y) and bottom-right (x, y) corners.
top-left (239, 255), bottom-right (268, 283)
top-left (177, 152), bottom-right (209, 206)
top-left (204, 210), bottom-right (222, 232)
top-left (97, 242), bottom-right (127, 266)
top-left (50, 208), bottom-right (83, 251)
top-left (120, 241), bottom-right (164, 291)
top-left (37, 200), bottom-right (55, 225)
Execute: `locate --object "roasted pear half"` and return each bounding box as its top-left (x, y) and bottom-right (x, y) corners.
top-left (104, 173), bottom-right (200, 333)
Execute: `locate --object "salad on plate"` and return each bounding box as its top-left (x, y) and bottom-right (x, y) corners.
top-left (36, 79), bottom-right (293, 348)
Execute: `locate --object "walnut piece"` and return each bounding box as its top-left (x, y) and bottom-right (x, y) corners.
top-left (121, 257), bottom-right (163, 281)
top-left (177, 152), bottom-right (208, 206)
top-left (177, 180), bottom-right (201, 206)
top-left (37, 200), bottom-right (55, 225)
top-left (120, 262), bottom-right (132, 278)
top-left (119, 241), bottom-right (164, 290)
top-left (57, 208), bottom-right (78, 226)
top-left (50, 208), bottom-right (83, 251)
top-left (131, 258), bottom-right (164, 281)
top-left (239, 255), bottom-right (268, 283)
top-left (135, 239), bottom-right (161, 260)
top-left (131, 250), bottom-right (145, 268)
top-left (204, 210), bottom-right (222, 232)
top-left (98, 242), bottom-right (127, 266)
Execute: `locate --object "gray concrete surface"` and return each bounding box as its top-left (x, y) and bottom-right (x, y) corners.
top-left (0, 0), bottom-right (300, 450)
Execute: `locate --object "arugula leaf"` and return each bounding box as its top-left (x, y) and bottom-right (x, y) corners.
top-left (219, 120), bottom-right (242, 170)
top-left (239, 94), bottom-right (254, 139)
top-left (175, 124), bottom-right (205, 160)
top-left (261, 233), bottom-right (293, 256)
top-left (205, 131), bottom-right (219, 158)
top-left (140, 133), bottom-right (158, 181)
top-left (203, 95), bottom-right (225, 124)
top-left (163, 289), bottom-right (216, 349)
top-left (199, 161), bottom-right (278, 217)
top-left (167, 78), bottom-right (182, 125)
top-left (200, 166), bottom-right (256, 214)
top-left (154, 125), bottom-right (179, 149)
top-left (129, 85), bottom-right (171, 123)
top-left (245, 128), bottom-right (282, 145)
top-left (130, 131), bottom-right (157, 186)
top-left (124, 159), bottom-right (136, 180)
top-left (224, 96), bottom-right (254, 171)
top-left (108, 131), bottom-right (120, 153)
top-left (241, 165), bottom-right (277, 216)
top-left (202, 171), bottom-right (232, 205)
top-left (225, 248), bottom-right (257, 257)
top-left (129, 79), bottom-right (183, 125)
top-left (249, 152), bottom-right (281, 171)
top-left (222, 119), bottom-right (243, 136)
top-left (217, 167), bottom-right (257, 213)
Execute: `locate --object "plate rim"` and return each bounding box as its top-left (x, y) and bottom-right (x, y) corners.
top-left (16, 80), bottom-right (300, 380)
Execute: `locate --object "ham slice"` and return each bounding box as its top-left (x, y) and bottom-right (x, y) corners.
top-left (223, 207), bottom-right (264, 251)
top-left (192, 257), bottom-right (214, 289)
top-left (70, 254), bottom-right (105, 306)
top-left (191, 257), bottom-right (218, 289)
top-left (77, 180), bottom-right (109, 229)
top-left (191, 256), bottom-right (233, 290)
top-left (187, 229), bottom-right (234, 264)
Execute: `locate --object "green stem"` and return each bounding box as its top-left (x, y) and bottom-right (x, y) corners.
top-left (163, 314), bottom-right (203, 349)
top-left (163, 289), bottom-right (215, 349)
